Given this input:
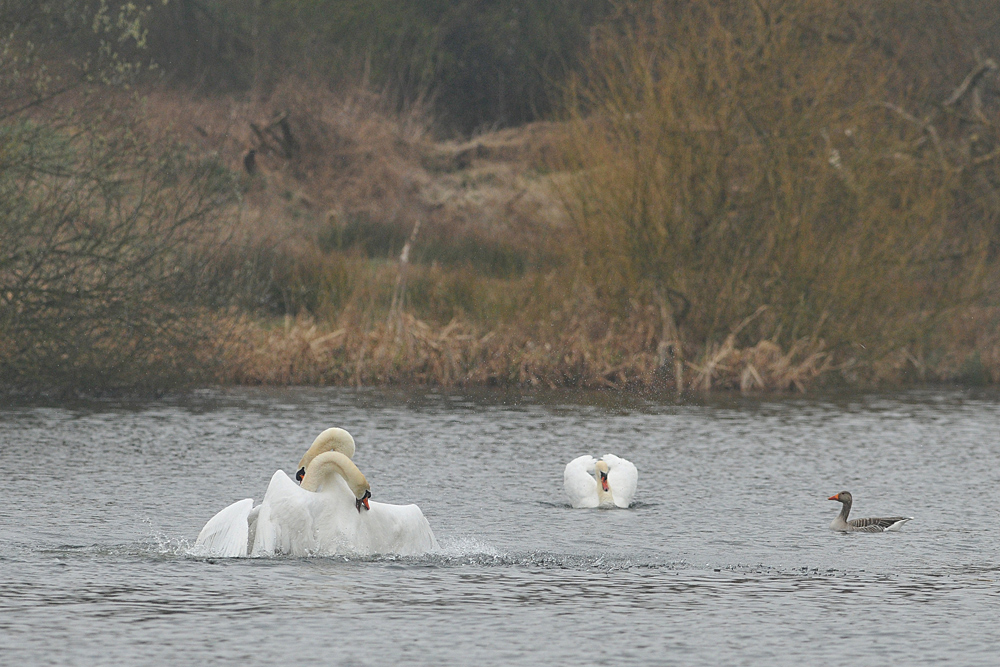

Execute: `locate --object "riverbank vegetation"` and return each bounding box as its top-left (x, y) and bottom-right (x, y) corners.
top-left (2, 1), bottom-right (999, 394)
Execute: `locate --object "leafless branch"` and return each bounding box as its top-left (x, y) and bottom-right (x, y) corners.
top-left (944, 58), bottom-right (998, 107)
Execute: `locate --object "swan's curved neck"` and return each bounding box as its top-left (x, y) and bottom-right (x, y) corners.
top-left (594, 472), bottom-right (614, 506)
top-left (301, 451), bottom-right (369, 498)
top-left (298, 428), bottom-right (356, 474)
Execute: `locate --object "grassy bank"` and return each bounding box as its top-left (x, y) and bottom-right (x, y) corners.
top-left (185, 83), bottom-right (999, 391)
top-left (3, 1), bottom-right (1000, 394)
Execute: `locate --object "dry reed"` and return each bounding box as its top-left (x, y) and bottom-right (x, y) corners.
top-left (88, 68), bottom-right (1000, 392)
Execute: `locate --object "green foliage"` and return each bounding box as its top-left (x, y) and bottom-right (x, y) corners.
top-left (0, 0), bottom-right (152, 107)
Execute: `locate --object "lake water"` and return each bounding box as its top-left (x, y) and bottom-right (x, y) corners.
top-left (1, 387), bottom-right (998, 665)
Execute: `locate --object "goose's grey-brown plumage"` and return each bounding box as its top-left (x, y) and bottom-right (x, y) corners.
top-left (828, 491), bottom-right (912, 532)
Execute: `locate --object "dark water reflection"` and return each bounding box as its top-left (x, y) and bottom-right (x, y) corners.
top-left (1, 387), bottom-right (999, 665)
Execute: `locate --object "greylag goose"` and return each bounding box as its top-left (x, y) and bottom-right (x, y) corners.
top-left (828, 491), bottom-right (912, 532)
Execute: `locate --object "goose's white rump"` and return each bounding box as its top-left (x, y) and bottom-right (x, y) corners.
top-left (564, 454), bottom-right (637, 508)
top-left (828, 491), bottom-right (913, 533)
top-left (252, 469), bottom-right (438, 556)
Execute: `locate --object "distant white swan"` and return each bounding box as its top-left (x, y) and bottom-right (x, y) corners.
top-left (194, 428), bottom-right (357, 557)
top-left (563, 454), bottom-right (637, 508)
top-left (252, 451), bottom-right (439, 556)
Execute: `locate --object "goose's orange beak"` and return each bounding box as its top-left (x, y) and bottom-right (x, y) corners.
top-left (828, 494), bottom-right (840, 501)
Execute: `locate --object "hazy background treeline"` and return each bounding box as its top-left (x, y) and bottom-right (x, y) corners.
top-left (143, 0), bottom-right (613, 133)
top-left (2, 0), bottom-right (999, 394)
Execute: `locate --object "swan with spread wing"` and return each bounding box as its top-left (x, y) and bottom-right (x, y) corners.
top-left (251, 451), bottom-right (438, 556)
top-left (193, 427), bottom-right (356, 557)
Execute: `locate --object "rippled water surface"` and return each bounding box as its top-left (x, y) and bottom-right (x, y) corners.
top-left (1, 387), bottom-right (999, 665)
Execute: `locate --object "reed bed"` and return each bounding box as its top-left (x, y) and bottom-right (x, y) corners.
top-left (6, 1), bottom-right (1000, 395)
top-left (217, 314), bottom-right (838, 391)
top-left (548, 0), bottom-right (1000, 392)
top-left (183, 57), bottom-right (1000, 393)
top-left (215, 299), bottom-right (1000, 392)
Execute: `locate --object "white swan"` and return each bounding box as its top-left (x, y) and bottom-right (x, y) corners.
top-left (252, 451), bottom-right (439, 556)
top-left (193, 428), bottom-right (357, 557)
top-left (564, 454), bottom-right (637, 508)
top-left (294, 427), bottom-right (355, 482)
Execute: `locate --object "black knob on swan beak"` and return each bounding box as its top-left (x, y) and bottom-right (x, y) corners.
top-left (356, 490), bottom-right (371, 512)
top-left (295, 467), bottom-right (306, 483)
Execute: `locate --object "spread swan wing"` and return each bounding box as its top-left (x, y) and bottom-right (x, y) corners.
top-left (193, 498), bottom-right (254, 557)
top-left (563, 455), bottom-right (599, 508)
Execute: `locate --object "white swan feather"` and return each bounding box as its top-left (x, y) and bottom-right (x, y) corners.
top-left (253, 453), bottom-right (438, 556)
top-left (193, 498), bottom-right (255, 557)
top-left (564, 453), bottom-right (637, 508)
top-left (194, 427), bottom-right (360, 557)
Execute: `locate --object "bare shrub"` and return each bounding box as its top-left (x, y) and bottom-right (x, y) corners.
top-left (559, 0), bottom-right (1000, 374)
top-left (0, 106), bottom-right (242, 393)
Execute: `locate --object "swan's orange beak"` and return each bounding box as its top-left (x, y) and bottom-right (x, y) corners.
top-left (295, 467), bottom-right (305, 484)
top-left (356, 490), bottom-right (372, 512)
top-left (828, 494), bottom-right (840, 501)
top-left (600, 472), bottom-right (609, 492)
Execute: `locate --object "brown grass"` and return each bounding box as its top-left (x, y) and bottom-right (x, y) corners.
top-left (214, 297), bottom-right (1000, 392)
top-left (7, 3), bottom-right (1000, 396)
top-left (137, 81), bottom-right (564, 262)
top-left (549, 0), bottom-right (1000, 390)
top-left (92, 42), bottom-right (1000, 392)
